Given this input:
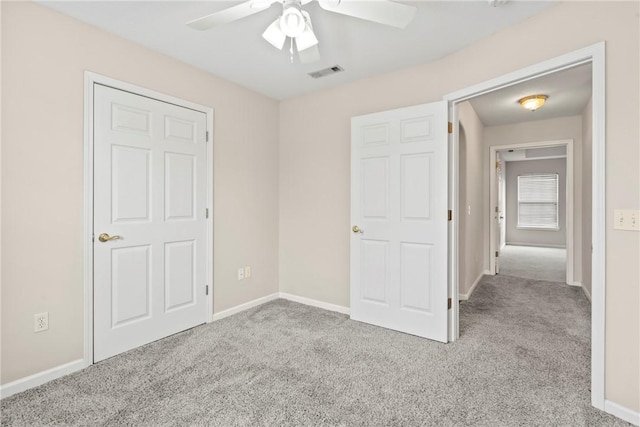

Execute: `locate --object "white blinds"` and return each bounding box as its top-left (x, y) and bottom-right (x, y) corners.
top-left (517, 173), bottom-right (559, 229)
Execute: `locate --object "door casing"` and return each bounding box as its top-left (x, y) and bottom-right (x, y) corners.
top-left (83, 72), bottom-right (214, 366)
top-left (443, 42), bottom-right (606, 410)
top-left (489, 139), bottom-right (574, 284)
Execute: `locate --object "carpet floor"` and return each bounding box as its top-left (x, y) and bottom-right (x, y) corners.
top-left (499, 245), bottom-right (567, 283)
top-left (1, 275), bottom-right (629, 426)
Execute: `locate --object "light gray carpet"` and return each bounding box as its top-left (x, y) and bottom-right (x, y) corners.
top-left (499, 244), bottom-right (567, 283)
top-left (1, 276), bottom-right (629, 426)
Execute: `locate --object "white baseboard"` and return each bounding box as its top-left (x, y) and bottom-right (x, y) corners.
top-left (458, 271), bottom-right (486, 300)
top-left (506, 242), bottom-right (566, 249)
top-left (279, 292), bottom-right (350, 315)
top-left (581, 284), bottom-right (592, 302)
top-left (567, 281), bottom-right (582, 288)
top-left (605, 400), bottom-right (639, 426)
top-left (212, 293), bottom-right (280, 321)
top-left (0, 359), bottom-right (86, 399)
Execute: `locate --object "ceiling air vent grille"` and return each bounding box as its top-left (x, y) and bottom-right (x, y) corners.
top-left (308, 65), bottom-right (344, 79)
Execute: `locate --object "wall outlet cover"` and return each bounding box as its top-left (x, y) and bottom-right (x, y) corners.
top-left (34, 312), bottom-right (49, 333)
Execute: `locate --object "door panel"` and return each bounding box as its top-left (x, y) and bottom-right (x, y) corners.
top-left (362, 157), bottom-right (389, 218)
top-left (112, 146), bottom-right (151, 223)
top-left (111, 245), bottom-right (151, 327)
top-left (360, 240), bottom-right (389, 304)
top-left (400, 242), bottom-right (432, 313)
top-left (401, 153), bottom-right (432, 220)
top-left (94, 84), bottom-right (207, 362)
top-left (165, 240), bottom-right (196, 311)
top-left (351, 101), bottom-right (448, 343)
top-left (165, 153), bottom-right (196, 220)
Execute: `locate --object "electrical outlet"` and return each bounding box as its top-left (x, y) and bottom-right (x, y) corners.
top-left (244, 266), bottom-right (252, 278)
top-left (237, 267), bottom-right (244, 281)
top-left (34, 312), bottom-right (49, 333)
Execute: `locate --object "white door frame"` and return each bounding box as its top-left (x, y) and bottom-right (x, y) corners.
top-left (83, 72), bottom-right (214, 366)
top-left (444, 42), bottom-right (606, 410)
top-left (489, 139), bottom-right (574, 285)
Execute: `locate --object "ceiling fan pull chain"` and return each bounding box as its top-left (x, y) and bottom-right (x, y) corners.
top-left (290, 38), bottom-right (294, 63)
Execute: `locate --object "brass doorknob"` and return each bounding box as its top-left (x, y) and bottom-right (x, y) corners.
top-left (352, 225), bottom-right (363, 234)
top-left (98, 233), bottom-right (121, 243)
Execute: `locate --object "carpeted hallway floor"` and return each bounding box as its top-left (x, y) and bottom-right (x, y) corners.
top-left (1, 275), bottom-right (629, 426)
top-left (498, 244), bottom-right (567, 283)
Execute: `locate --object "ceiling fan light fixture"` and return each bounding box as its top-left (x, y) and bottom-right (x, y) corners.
top-left (280, 3), bottom-right (306, 37)
top-left (518, 94), bottom-right (548, 111)
top-left (295, 29), bottom-right (318, 51)
top-left (262, 19), bottom-right (286, 49)
top-left (295, 13), bottom-right (318, 51)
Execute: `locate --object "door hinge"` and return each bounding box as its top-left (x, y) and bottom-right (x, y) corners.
top-left (495, 251), bottom-right (499, 257)
top-left (206, 208), bottom-right (209, 219)
top-left (448, 298), bottom-right (452, 310)
top-left (495, 206), bottom-right (499, 213)
top-left (495, 161), bottom-right (500, 169)
top-left (206, 285), bottom-right (209, 296)
top-left (448, 122), bottom-right (453, 134)
top-left (206, 131), bottom-right (209, 141)
top-left (448, 210), bottom-right (452, 221)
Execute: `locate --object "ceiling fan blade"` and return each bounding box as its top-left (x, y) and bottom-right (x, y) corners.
top-left (317, 0), bottom-right (417, 29)
top-left (187, 0), bottom-right (278, 31)
top-left (298, 44), bottom-right (320, 64)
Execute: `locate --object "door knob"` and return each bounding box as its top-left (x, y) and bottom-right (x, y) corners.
top-left (352, 225), bottom-right (363, 234)
top-left (98, 233), bottom-right (122, 243)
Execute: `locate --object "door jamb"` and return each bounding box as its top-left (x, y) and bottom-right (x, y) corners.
top-left (443, 42), bottom-right (605, 410)
top-left (83, 72), bottom-right (215, 367)
top-left (489, 140), bottom-right (574, 285)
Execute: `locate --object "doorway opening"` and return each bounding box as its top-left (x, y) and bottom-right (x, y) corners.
top-left (491, 140), bottom-right (574, 286)
top-left (445, 43), bottom-right (605, 410)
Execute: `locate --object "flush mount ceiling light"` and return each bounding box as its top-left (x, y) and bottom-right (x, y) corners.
top-left (518, 94), bottom-right (548, 111)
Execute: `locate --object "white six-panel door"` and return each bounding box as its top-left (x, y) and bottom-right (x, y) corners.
top-left (350, 101), bottom-right (448, 343)
top-left (93, 84), bottom-right (208, 362)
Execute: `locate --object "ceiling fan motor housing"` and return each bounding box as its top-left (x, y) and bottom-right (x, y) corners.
top-left (280, 0), bottom-right (306, 37)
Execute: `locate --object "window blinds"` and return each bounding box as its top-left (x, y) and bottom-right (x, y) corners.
top-left (517, 173), bottom-right (559, 229)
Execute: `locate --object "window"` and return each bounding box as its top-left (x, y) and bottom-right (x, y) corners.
top-left (517, 173), bottom-right (559, 230)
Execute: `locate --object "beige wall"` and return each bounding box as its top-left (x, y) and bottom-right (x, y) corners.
top-left (484, 116), bottom-right (581, 270)
top-left (2, 0), bottom-right (638, 415)
top-left (582, 98), bottom-right (593, 298)
top-left (458, 102), bottom-right (485, 296)
top-left (505, 158), bottom-right (567, 247)
top-left (279, 2), bottom-right (639, 411)
top-left (1, 2), bottom-right (280, 384)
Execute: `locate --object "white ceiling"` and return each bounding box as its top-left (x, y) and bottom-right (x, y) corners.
top-left (499, 146), bottom-right (567, 162)
top-left (468, 62), bottom-right (592, 126)
top-left (37, 0), bottom-right (558, 100)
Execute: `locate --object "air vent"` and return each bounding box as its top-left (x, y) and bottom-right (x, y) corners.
top-left (308, 65), bottom-right (344, 79)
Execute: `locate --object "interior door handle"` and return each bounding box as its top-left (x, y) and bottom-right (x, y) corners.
top-left (98, 233), bottom-right (122, 243)
top-left (352, 225), bottom-right (364, 234)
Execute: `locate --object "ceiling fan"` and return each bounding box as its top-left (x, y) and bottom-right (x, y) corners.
top-left (186, 0), bottom-right (417, 64)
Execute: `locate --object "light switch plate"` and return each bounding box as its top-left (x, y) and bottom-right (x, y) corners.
top-left (613, 209), bottom-right (640, 231)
